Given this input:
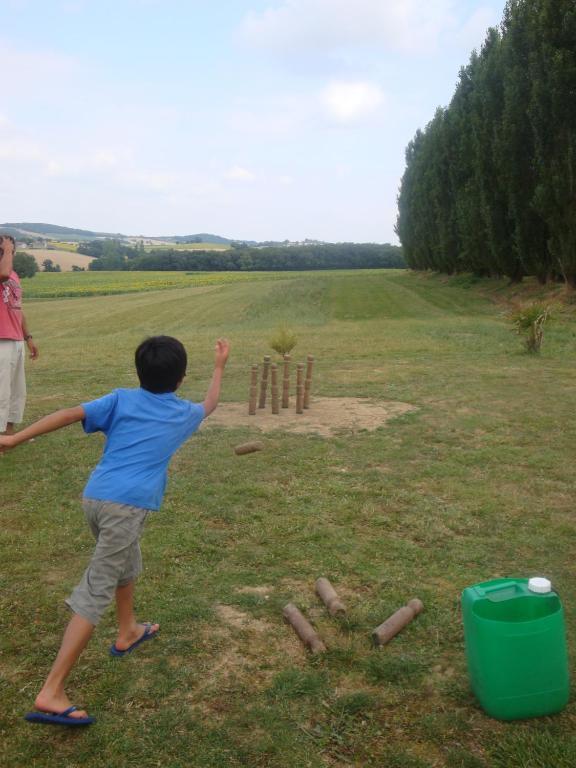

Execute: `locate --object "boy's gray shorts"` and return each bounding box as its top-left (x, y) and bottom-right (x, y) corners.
top-left (66, 498), bottom-right (150, 626)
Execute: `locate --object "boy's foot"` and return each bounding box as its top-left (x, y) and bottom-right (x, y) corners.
top-left (33, 692), bottom-right (90, 721)
top-left (110, 622), bottom-right (159, 657)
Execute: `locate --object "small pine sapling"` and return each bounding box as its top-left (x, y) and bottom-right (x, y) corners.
top-left (509, 303), bottom-right (552, 353)
top-left (270, 327), bottom-right (297, 356)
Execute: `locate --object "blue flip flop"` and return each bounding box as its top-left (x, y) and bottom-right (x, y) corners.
top-left (109, 623), bottom-right (159, 657)
top-left (25, 706), bottom-right (95, 726)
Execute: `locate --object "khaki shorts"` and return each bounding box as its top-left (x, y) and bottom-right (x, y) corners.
top-left (0, 340), bottom-right (26, 432)
top-left (66, 499), bottom-right (150, 626)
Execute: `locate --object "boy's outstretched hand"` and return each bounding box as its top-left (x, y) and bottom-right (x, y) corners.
top-left (203, 339), bottom-right (230, 416)
top-left (0, 435), bottom-right (15, 453)
top-left (214, 338), bottom-right (230, 369)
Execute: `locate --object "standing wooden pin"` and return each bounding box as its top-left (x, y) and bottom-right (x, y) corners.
top-left (296, 363), bottom-right (304, 414)
top-left (282, 354), bottom-right (291, 408)
top-left (271, 363), bottom-right (279, 415)
top-left (372, 599), bottom-right (424, 646)
top-left (259, 355), bottom-right (271, 409)
top-left (248, 364), bottom-right (258, 415)
top-left (304, 354), bottom-right (314, 409)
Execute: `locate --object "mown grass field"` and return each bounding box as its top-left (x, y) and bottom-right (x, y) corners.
top-left (2, 269), bottom-right (576, 768)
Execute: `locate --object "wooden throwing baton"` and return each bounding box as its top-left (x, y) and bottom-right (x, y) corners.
top-left (372, 598), bottom-right (424, 646)
top-left (315, 577), bottom-right (347, 616)
top-left (283, 603), bottom-right (326, 654)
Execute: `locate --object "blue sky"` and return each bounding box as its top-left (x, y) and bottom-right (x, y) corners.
top-left (0, 0), bottom-right (506, 242)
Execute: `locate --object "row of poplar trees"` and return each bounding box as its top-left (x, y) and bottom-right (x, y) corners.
top-left (396, 0), bottom-right (576, 285)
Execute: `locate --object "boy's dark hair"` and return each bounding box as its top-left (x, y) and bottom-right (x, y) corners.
top-left (135, 336), bottom-right (187, 393)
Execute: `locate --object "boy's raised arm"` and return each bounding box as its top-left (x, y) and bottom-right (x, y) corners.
top-left (0, 406), bottom-right (85, 452)
top-left (203, 339), bottom-right (230, 417)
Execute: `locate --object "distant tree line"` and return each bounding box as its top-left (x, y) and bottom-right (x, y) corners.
top-left (84, 241), bottom-right (405, 272)
top-left (396, 0), bottom-right (576, 285)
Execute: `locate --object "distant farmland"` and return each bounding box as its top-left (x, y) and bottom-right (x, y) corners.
top-left (142, 242), bottom-right (231, 251)
top-left (23, 248), bottom-right (95, 272)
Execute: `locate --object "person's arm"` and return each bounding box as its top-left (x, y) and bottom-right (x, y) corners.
top-left (0, 236), bottom-right (14, 280)
top-left (21, 312), bottom-right (39, 359)
top-left (0, 406), bottom-right (85, 451)
top-left (203, 339), bottom-right (230, 417)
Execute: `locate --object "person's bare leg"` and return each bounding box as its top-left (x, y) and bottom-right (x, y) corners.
top-left (4, 422), bottom-right (14, 435)
top-left (34, 613), bottom-right (94, 718)
top-left (114, 581), bottom-right (159, 651)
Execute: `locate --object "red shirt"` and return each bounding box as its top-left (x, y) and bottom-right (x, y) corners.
top-left (0, 271), bottom-right (24, 340)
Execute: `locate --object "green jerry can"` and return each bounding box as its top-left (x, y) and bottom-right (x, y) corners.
top-left (462, 577), bottom-right (570, 720)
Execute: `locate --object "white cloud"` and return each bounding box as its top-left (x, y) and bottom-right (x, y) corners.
top-left (45, 160), bottom-right (63, 176)
top-left (241, 0), bottom-right (458, 54)
top-left (117, 169), bottom-right (178, 192)
top-left (321, 80), bottom-right (384, 123)
top-left (0, 137), bottom-right (45, 162)
top-left (225, 165), bottom-right (257, 182)
top-left (230, 105), bottom-right (304, 136)
top-left (0, 40), bottom-right (76, 96)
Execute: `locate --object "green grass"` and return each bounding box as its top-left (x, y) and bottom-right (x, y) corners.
top-left (2, 269), bottom-right (576, 767)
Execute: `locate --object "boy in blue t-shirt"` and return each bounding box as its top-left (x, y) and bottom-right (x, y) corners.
top-left (0, 335), bottom-right (230, 726)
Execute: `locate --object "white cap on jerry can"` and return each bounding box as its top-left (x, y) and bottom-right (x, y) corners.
top-left (528, 577), bottom-right (552, 594)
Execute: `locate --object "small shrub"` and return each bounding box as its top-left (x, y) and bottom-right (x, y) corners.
top-left (509, 303), bottom-right (552, 353)
top-left (270, 327), bottom-right (297, 356)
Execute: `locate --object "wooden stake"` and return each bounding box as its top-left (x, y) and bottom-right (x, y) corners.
top-left (283, 603), bottom-right (326, 654)
top-left (258, 355), bottom-right (271, 409)
top-left (304, 354), bottom-right (314, 409)
top-left (282, 354), bottom-right (291, 408)
top-left (296, 363), bottom-right (304, 414)
top-left (248, 364), bottom-right (258, 415)
top-left (372, 599), bottom-right (424, 646)
top-left (315, 577), bottom-right (346, 616)
top-left (271, 363), bottom-right (279, 414)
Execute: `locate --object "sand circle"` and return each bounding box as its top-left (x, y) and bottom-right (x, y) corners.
top-left (203, 396), bottom-right (416, 437)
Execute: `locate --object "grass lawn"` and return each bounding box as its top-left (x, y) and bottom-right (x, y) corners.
top-left (1, 269), bottom-right (575, 767)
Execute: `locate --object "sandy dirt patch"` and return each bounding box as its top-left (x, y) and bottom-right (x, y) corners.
top-left (204, 396), bottom-right (417, 437)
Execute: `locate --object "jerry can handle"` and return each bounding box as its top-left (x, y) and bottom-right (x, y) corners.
top-left (478, 581), bottom-right (522, 601)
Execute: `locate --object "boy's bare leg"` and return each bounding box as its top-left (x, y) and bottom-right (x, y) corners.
top-left (114, 581), bottom-right (159, 651)
top-left (3, 423), bottom-right (14, 435)
top-left (34, 613), bottom-right (94, 718)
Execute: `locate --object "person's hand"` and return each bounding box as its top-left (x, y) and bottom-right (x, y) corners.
top-left (214, 338), bottom-right (230, 369)
top-left (0, 434), bottom-right (16, 453)
top-left (27, 338), bottom-right (39, 360)
top-left (0, 236), bottom-right (14, 258)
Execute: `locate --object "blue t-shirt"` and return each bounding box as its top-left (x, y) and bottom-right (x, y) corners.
top-left (82, 388), bottom-right (205, 510)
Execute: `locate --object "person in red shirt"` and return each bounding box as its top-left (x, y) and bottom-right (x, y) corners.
top-left (0, 235), bottom-right (39, 434)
